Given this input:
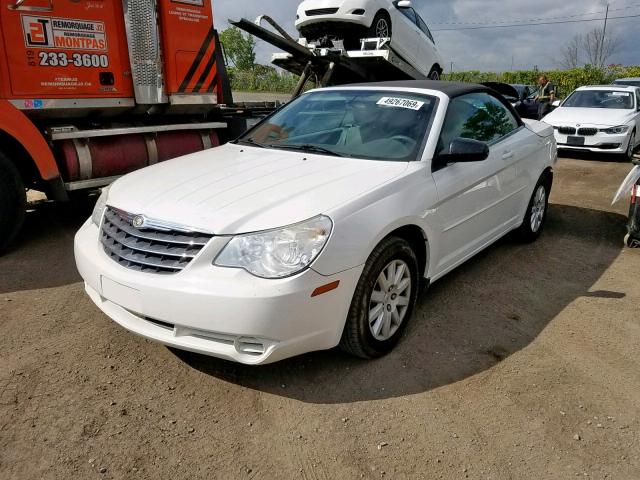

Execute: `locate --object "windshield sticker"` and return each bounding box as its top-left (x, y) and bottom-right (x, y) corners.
top-left (612, 92), bottom-right (630, 96)
top-left (377, 97), bottom-right (425, 110)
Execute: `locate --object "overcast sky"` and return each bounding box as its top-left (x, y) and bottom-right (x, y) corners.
top-left (212, 0), bottom-right (639, 72)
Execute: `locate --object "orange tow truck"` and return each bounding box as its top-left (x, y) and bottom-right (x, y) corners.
top-left (0, 0), bottom-right (234, 252)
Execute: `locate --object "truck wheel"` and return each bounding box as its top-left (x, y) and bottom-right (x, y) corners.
top-left (368, 11), bottom-right (392, 39)
top-left (428, 68), bottom-right (440, 80)
top-left (340, 236), bottom-right (418, 359)
top-left (0, 151), bottom-right (27, 253)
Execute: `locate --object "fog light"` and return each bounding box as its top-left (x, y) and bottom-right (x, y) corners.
top-left (235, 337), bottom-right (266, 356)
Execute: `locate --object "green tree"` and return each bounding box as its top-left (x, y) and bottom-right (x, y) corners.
top-left (219, 26), bottom-right (256, 71)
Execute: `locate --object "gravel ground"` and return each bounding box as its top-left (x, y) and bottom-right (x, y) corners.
top-left (1, 155), bottom-right (639, 480)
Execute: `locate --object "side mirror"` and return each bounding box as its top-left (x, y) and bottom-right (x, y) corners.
top-left (438, 138), bottom-right (490, 164)
top-left (396, 0), bottom-right (412, 8)
top-left (552, 99), bottom-right (561, 107)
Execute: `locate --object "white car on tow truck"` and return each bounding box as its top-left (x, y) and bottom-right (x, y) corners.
top-left (295, 0), bottom-right (443, 79)
top-left (544, 85), bottom-right (640, 161)
top-left (75, 81), bottom-right (556, 365)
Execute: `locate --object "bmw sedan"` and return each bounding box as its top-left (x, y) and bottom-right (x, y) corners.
top-left (295, 0), bottom-right (443, 79)
top-left (75, 81), bottom-right (556, 365)
top-left (544, 85), bottom-right (640, 160)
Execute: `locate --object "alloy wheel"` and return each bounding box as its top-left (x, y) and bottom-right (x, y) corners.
top-left (628, 131), bottom-right (636, 160)
top-left (368, 259), bottom-right (411, 341)
top-left (530, 185), bottom-right (547, 233)
top-left (376, 18), bottom-right (390, 38)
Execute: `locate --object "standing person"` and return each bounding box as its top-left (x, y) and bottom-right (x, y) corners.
top-left (535, 75), bottom-right (556, 120)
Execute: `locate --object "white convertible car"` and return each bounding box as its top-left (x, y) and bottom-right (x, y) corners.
top-left (544, 85), bottom-right (640, 161)
top-left (295, 0), bottom-right (443, 79)
top-left (75, 81), bottom-right (556, 365)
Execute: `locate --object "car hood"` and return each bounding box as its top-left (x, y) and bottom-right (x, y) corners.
top-left (544, 107), bottom-right (636, 127)
top-left (107, 143), bottom-right (409, 235)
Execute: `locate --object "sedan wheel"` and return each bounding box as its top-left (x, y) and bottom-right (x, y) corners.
top-left (626, 130), bottom-right (636, 161)
top-left (340, 237), bottom-right (418, 359)
top-left (368, 260), bottom-right (412, 341)
top-left (368, 12), bottom-right (392, 39)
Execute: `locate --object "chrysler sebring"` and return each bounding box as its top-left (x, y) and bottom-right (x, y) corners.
top-left (75, 81), bottom-right (556, 365)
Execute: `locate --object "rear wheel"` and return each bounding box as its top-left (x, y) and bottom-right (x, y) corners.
top-left (0, 151), bottom-right (27, 254)
top-left (368, 11), bottom-right (392, 39)
top-left (340, 237), bottom-right (419, 359)
top-left (428, 68), bottom-right (441, 80)
top-left (517, 174), bottom-right (550, 242)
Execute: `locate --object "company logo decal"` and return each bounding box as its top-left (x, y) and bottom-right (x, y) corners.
top-left (22, 15), bottom-right (108, 51)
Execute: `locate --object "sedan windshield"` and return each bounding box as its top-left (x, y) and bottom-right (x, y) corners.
top-left (613, 80), bottom-right (640, 87)
top-left (563, 90), bottom-right (635, 109)
top-left (238, 90), bottom-right (437, 161)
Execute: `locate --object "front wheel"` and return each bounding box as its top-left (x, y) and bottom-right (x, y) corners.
top-left (624, 130), bottom-right (636, 162)
top-left (0, 151), bottom-right (27, 254)
top-left (368, 12), bottom-right (392, 39)
top-left (517, 175), bottom-right (550, 242)
top-left (340, 237), bottom-right (419, 359)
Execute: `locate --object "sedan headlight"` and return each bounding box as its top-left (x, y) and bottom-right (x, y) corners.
top-left (214, 216), bottom-right (333, 279)
top-left (601, 125), bottom-right (630, 134)
top-left (91, 186), bottom-right (110, 226)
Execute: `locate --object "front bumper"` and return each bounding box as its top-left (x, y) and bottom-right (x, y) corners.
top-left (296, 1), bottom-right (374, 32)
top-left (554, 129), bottom-right (631, 154)
top-left (75, 220), bottom-right (363, 365)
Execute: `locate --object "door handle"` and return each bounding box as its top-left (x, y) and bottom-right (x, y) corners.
top-left (8, 0), bottom-right (53, 12)
top-left (502, 151), bottom-right (514, 160)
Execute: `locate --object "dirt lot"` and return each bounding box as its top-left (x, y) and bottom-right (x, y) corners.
top-left (1, 156), bottom-right (639, 480)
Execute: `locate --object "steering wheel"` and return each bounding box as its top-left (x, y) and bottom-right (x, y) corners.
top-left (389, 135), bottom-right (416, 147)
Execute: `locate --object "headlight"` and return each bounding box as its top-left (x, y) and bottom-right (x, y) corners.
top-left (601, 125), bottom-right (630, 134)
top-left (91, 186), bottom-right (110, 226)
top-left (214, 216), bottom-right (333, 279)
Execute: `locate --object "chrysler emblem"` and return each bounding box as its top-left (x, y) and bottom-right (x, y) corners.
top-left (132, 215), bottom-right (146, 229)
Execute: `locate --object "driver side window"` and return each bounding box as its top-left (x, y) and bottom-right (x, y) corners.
top-left (438, 92), bottom-right (519, 155)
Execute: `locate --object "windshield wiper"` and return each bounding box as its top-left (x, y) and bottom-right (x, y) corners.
top-left (234, 137), bottom-right (267, 148)
top-left (269, 143), bottom-right (345, 157)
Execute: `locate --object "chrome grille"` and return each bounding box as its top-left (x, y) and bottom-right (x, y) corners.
top-left (578, 127), bottom-right (598, 136)
top-left (557, 126), bottom-right (577, 135)
top-left (100, 207), bottom-right (213, 275)
top-left (306, 8), bottom-right (339, 16)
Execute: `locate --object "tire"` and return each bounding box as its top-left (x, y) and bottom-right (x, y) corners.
top-left (624, 129), bottom-right (636, 162)
top-left (340, 236), bottom-right (419, 359)
top-left (368, 11), bottom-right (392, 39)
top-left (517, 174), bottom-right (551, 242)
top-left (428, 68), bottom-right (440, 80)
top-left (624, 234), bottom-right (640, 248)
top-left (0, 151), bottom-right (27, 254)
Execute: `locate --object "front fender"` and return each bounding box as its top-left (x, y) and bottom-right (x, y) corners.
top-left (0, 100), bottom-right (59, 181)
top-left (312, 165), bottom-right (438, 276)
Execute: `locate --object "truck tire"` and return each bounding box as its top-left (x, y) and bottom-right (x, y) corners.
top-left (0, 151), bottom-right (26, 253)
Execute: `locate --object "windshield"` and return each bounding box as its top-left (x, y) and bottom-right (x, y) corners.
top-left (238, 90), bottom-right (437, 161)
top-left (563, 90), bottom-right (635, 109)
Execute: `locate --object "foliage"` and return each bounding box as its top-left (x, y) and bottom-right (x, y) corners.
top-left (560, 28), bottom-right (620, 69)
top-left (219, 27), bottom-right (256, 71)
top-left (228, 67), bottom-right (305, 93)
top-left (444, 65), bottom-right (640, 98)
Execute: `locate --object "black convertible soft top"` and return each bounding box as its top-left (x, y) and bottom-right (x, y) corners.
top-left (346, 80), bottom-right (492, 98)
